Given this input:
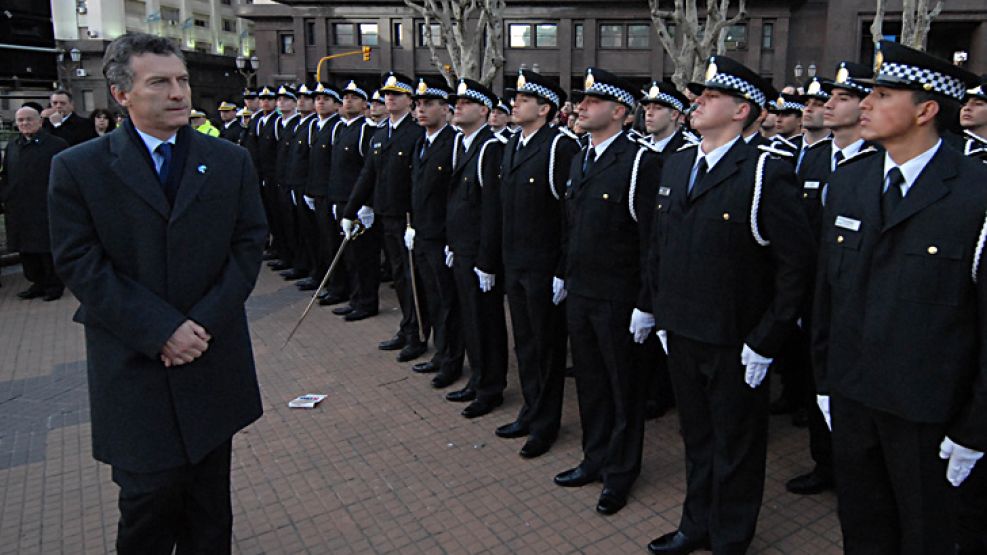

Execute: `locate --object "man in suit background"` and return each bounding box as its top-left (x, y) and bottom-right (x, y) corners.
top-left (48, 33), bottom-right (267, 554)
top-left (41, 89), bottom-right (97, 146)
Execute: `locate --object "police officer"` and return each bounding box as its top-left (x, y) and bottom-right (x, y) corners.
top-left (767, 92), bottom-right (805, 157)
top-left (493, 69), bottom-right (579, 458)
top-left (251, 86), bottom-right (283, 266)
top-left (324, 81), bottom-right (380, 320)
top-left (960, 76), bottom-right (987, 162)
top-left (640, 80), bottom-right (692, 158)
top-left (794, 76), bottom-right (833, 173)
top-left (404, 76), bottom-right (464, 387)
top-left (217, 101), bottom-right (244, 143)
top-left (300, 83), bottom-right (342, 291)
top-left (343, 72), bottom-right (429, 362)
top-left (645, 56), bottom-right (814, 554)
top-left (554, 68), bottom-right (660, 517)
top-left (783, 62), bottom-right (876, 498)
top-left (444, 78), bottom-right (510, 418)
top-left (282, 84), bottom-right (318, 284)
top-left (242, 86), bottom-right (260, 116)
top-left (489, 99), bottom-right (513, 140)
top-left (813, 41), bottom-right (987, 554)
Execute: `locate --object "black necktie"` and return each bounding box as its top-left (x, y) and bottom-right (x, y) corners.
top-left (688, 157), bottom-right (708, 198)
top-left (420, 139), bottom-right (430, 160)
top-left (882, 167), bottom-right (905, 223)
top-left (457, 140), bottom-right (467, 165)
top-left (516, 138), bottom-right (525, 154)
top-left (833, 151), bottom-right (845, 171)
top-left (583, 148), bottom-right (597, 173)
top-left (156, 142), bottom-right (177, 204)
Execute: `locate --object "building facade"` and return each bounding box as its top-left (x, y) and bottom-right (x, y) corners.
top-left (234, 0), bottom-right (987, 98)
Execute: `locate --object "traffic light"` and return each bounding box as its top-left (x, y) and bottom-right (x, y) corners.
top-left (362, 46), bottom-right (371, 61)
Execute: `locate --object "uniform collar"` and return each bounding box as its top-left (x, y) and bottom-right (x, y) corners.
top-left (134, 125), bottom-right (177, 157)
top-left (588, 129), bottom-right (622, 158)
top-left (695, 134), bottom-right (741, 171)
top-left (883, 139), bottom-right (941, 196)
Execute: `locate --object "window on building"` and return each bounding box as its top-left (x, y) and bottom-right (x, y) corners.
top-left (333, 23), bottom-right (355, 46)
top-left (393, 22), bottom-right (403, 47)
top-left (224, 45), bottom-right (238, 56)
top-left (194, 41), bottom-right (211, 53)
top-left (222, 19), bottom-right (236, 33)
top-left (359, 23), bottom-right (379, 46)
top-left (509, 23), bottom-right (532, 48)
top-left (161, 6), bottom-right (180, 25)
top-left (600, 24), bottom-right (622, 48)
top-left (305, 20), bottom-right (316, 45)
top-left (627, 23), bottom-right (650, 48)
top-left (574, 23), bottom-right (584, 48)
top-left (194, 16), bottom-right (209, 28)
top-left (418, 22), bottom-right (443, 47)
top-left (221, 0), bottom-right (232, 5)
top-left (280, 33), bottom-right (295, 54)
top-left (723, 24), bottom-right (747, 49)
top-left (761, 21), bottom-right (774, 49)
top-left (536, 24), bottom-right (557, 47)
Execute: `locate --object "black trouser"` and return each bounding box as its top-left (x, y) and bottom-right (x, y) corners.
top-left (317, 200), bottom-right (347, 297)
top-left (451, 253), bottom-right (507, 401)
top-left (566, 293), bottom-right (644, 496)
top-left (274, 185), bottom-right (298, 267)
top-left (774, 326), bottom-right (811, 406)
top-left (641, 333), bottom-right (674, 412)
top-left (504, 268), bottom-right (567, 440)
top-left (958, 464), bottom-right (987, 552)
top-left (113, 440), bottom-right (233, 555)
top-left (415, 239), bottom-right (465, 378)
top-left (831, 394), bottom-right (956, 555)
top-left (666, 332), bottom-right (769, 554)
top-left (344, 216), bottom-right (380, 313)
top-left (20, 252), bottom-right (63, 294)
top-left (381, 215), bottom-right (428, 345)
top-left (259, 178), bottom-right (280, 254)
top-left (294, 197), bottom-right (318, 277)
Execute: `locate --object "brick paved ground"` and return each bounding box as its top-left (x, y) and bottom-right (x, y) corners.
top-left (0, 264), bottom-right (843, 554)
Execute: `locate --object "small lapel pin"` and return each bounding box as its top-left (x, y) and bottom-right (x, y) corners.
top-left (197, 165), bottom-right (208, 174)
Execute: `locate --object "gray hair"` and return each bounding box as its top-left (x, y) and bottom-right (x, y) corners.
top-left (102, 33), bottom-right (185, 92)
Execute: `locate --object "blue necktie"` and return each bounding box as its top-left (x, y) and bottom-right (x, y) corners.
top-left (156, 142), bottom-right (173, 184)
top-left (688, 157), bottom-right (708, 198)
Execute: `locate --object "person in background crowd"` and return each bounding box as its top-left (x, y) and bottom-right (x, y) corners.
top-left (367, 90), bottom-right (387, 123)
top-left (759, 110), bottom-right (778, 138)
top-left (242, 87), bottom-right (260, 115)
top-left (217, 101), bottom-right (244, 143)
top-left (488, 99), bottom-right (512, 139)
top-left (960, 75), bottom-right (987, 162)
top-left (0, 105), bottom-right (68, 301)
top-left (91, 108), bottom-right (117, 137)
top-left (40, 89), bottom-right (97, 146)
top-left (190, 109), bottom-right (219, 137)
top-left (114, 111), bottom-right (126, 127)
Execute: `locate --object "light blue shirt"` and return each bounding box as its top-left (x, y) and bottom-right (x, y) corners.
top-left (883, 139), bottom-right (941, 197)
top-left (134, 126), bottom-right (177, 175)
top-left (461, 123), bottom-right (488, 152)
top-left (831, 138), bottom-right (865, 172)
top-left (692, 134), bottom-right (741, 177)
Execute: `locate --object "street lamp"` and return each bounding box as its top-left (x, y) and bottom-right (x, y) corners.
top-left (793, 63), bottom-right (803, 80)
top-left (236, 54), bottom-right (260, 88)
top-left (57, 47), bottom-right (84, 89)
top-left (807, 63), bottom-right (817, 78)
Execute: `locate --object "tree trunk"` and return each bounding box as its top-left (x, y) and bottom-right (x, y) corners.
top-left (900, 0), bottom-right (943, 50)
top-left (870, 0), bottom-right (886, 51)
top-left (404, 0), bottom-right (504, 87)
top-left (649, 0), bottom-right (746, 91)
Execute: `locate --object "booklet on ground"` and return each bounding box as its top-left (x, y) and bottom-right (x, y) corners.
top-left (288, 394), bottom-right (327, 408)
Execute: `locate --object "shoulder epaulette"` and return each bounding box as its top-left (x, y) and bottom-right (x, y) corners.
top-left (636, 137), bottom-right (661, 153)
top-left (837, 146), bottom-right (879, 166)
top-left (757, 144), bottom-right (794, 157)
top-left (558, 126), bottom-right (580, 142)
top-left (676, 142), bottom-right (699, 152)
top-left (771, 135), bottom-right (798, 150)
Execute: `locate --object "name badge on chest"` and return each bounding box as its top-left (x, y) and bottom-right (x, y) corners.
top-left (835, 215), bottom-right (861, 231)
top-left (658, 186), bottom-right (671, 196)
top-left (803, 180), bottom-right (820, 190)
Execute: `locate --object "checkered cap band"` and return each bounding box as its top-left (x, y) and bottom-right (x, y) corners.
top-left (707, 73), bottom-right (766, 106)
top-left (461, 89), bottom-right (493, 109)
top-left (343, 82), bottom-right (368, 99)
top-left (645, 92), bottom-right (684, 112)
top-left (517, 83), bottom-right (560, 108)
top-left (585, 82), bottom-right (636, 107)
top-left (322, 89), bottom-right (342, 102)
top-left (878, 62), bottom-right (967, 100)
top-left (419, 87), bottom-right (449, 99)
top-left (833, 79), bottom-right (871, 95)
top-left (778, 100), bottom-right (805, 111)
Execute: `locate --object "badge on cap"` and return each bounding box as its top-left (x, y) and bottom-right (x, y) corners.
top-left (836, 65), bottom-right (850, 85)
top-left (517, 72), bottom-right (526, 89)
top-left (775, 96), bottom-right (785, 109)
top-left (648, 84), bottom-right (660, 99)
top-left (808, 80), bottom-right (822, 95)
top-left (417, 79), bottom-right (428, 95)
top-left (457, 80), bottom-right (468, 95)
top-left (873, 49), bottom-right (884, 74)
top-left (346, 81), bottom-right (357, 90)
top-left (385, 75), bottom-right (397, 87)
top-left (705, 59), bottom-right (718, 81)
top-left (584, 69), bottom-right (595, 89)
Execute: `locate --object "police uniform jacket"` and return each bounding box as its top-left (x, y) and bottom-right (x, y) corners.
top-left (646, 138), bottom-right (814, 357)
top-left (304, 114), bottom-right (340, 198)
top-left (812, 144), bottom-right (987, 450)
top-left (565, 131), bottom-right (659, 304)
top-left (410, 125), bottom-right (456, 244)
top-left (447, 125), bottom-right (506, 273)
top-left (328, 117), bottom-right (375, 204)
top-left (274, 113), bottom-right (301, 187)
top-left (500, 124), bottom-right (580, 275)
top-left (283, 114), bottom-right (316, 192)
top-left (344, 114), bottom-right (422, 218)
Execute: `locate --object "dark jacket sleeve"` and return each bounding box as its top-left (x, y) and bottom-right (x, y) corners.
top-left (552, 137), bottom-right (580, 278)
top-left (634, 150), bottom-right (661, 311)
top-left (476, 139), bottom-right (505, 274)
top-left (48, 155), bottom-right (187, 358)
top-left (186, 150), bottom-right (268, 337)
top-left (810, 185), bottom-right (837, 395)
top-left (744, 157), bottom-right (814, 357)
top-left (343, 135), bottom-right (378, 218)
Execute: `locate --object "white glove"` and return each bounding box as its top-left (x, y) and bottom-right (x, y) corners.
top-left (332, 204), bottom-right (338, 219)
top-left (474, 267), bottom-right (495, 292)
top-left (444, 246), bottom-right (454, 268)
top-left (939, 436), bottom-right (984, 487)
top-left (341, 218), bottom-right (355, 240)
top-left (303, 195), bottom-right (315, 211)
top-left (357, 205), bottom-right (374, 228)
top-left (552, 277), bottom-right (567, 305)
top-left (740, 343), bottom-right (772, 388)
top-left (404, 227), bottom-right (416, 251)
top-left (817, 395), bottom-right (831, 431)
top-left (629, 309), bottom-right (656, 344)
top-left (290, 190), bottom-right (297, 205)
top-left (657, 330), bottom-right (668, 354)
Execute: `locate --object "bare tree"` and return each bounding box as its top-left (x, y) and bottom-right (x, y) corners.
top-left (648, 0), bottom-right (748, 91)
top-left (403, 0), bottom-right (505, 87)
top-left (870, 0), bottom-right (943, 51)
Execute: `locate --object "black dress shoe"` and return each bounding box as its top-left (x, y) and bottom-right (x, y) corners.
top-left (378, 335), bottom-right (406, 351)
top-left (268, 261), bottom-right (289, 270)
top-left (17, 287), bottom-right (45, 300)
top-left (554, 467), bottom-right (600, 487)
top-left (332, 306), bottom-right (354, 316)
top-left (397, 342), bottom-right (427, 362)
top-left (431, 372), bottom-right (460, 389)
top-left (281, 269), bottom-right (306, 281)
top-left (296, 278), bottom-right (318, 291)
top-left (519, 436), bottom-right (553, 459)
top-left (344, 309), bottom-right (377, 322)
top-left (262, 251), bottom-right (279, 261)
top-left (412, 361), bottom-right (437, 374)
top-left (445, 387), bottom-right (475, 402)
top-left (318, 294), bottom-right (348, 306)
top-left (785, 469), bottom-right (834, 495)
top-left (495, 421), bottom-right (529, 439)
top-left (647, 531), bottom-right (710, 555)
top-left (595, 489), bottom-right (627, 515)
top-left (42, 291), bottom-right (63, 302)
top-left (461, 396), bottom-right (502, 418)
